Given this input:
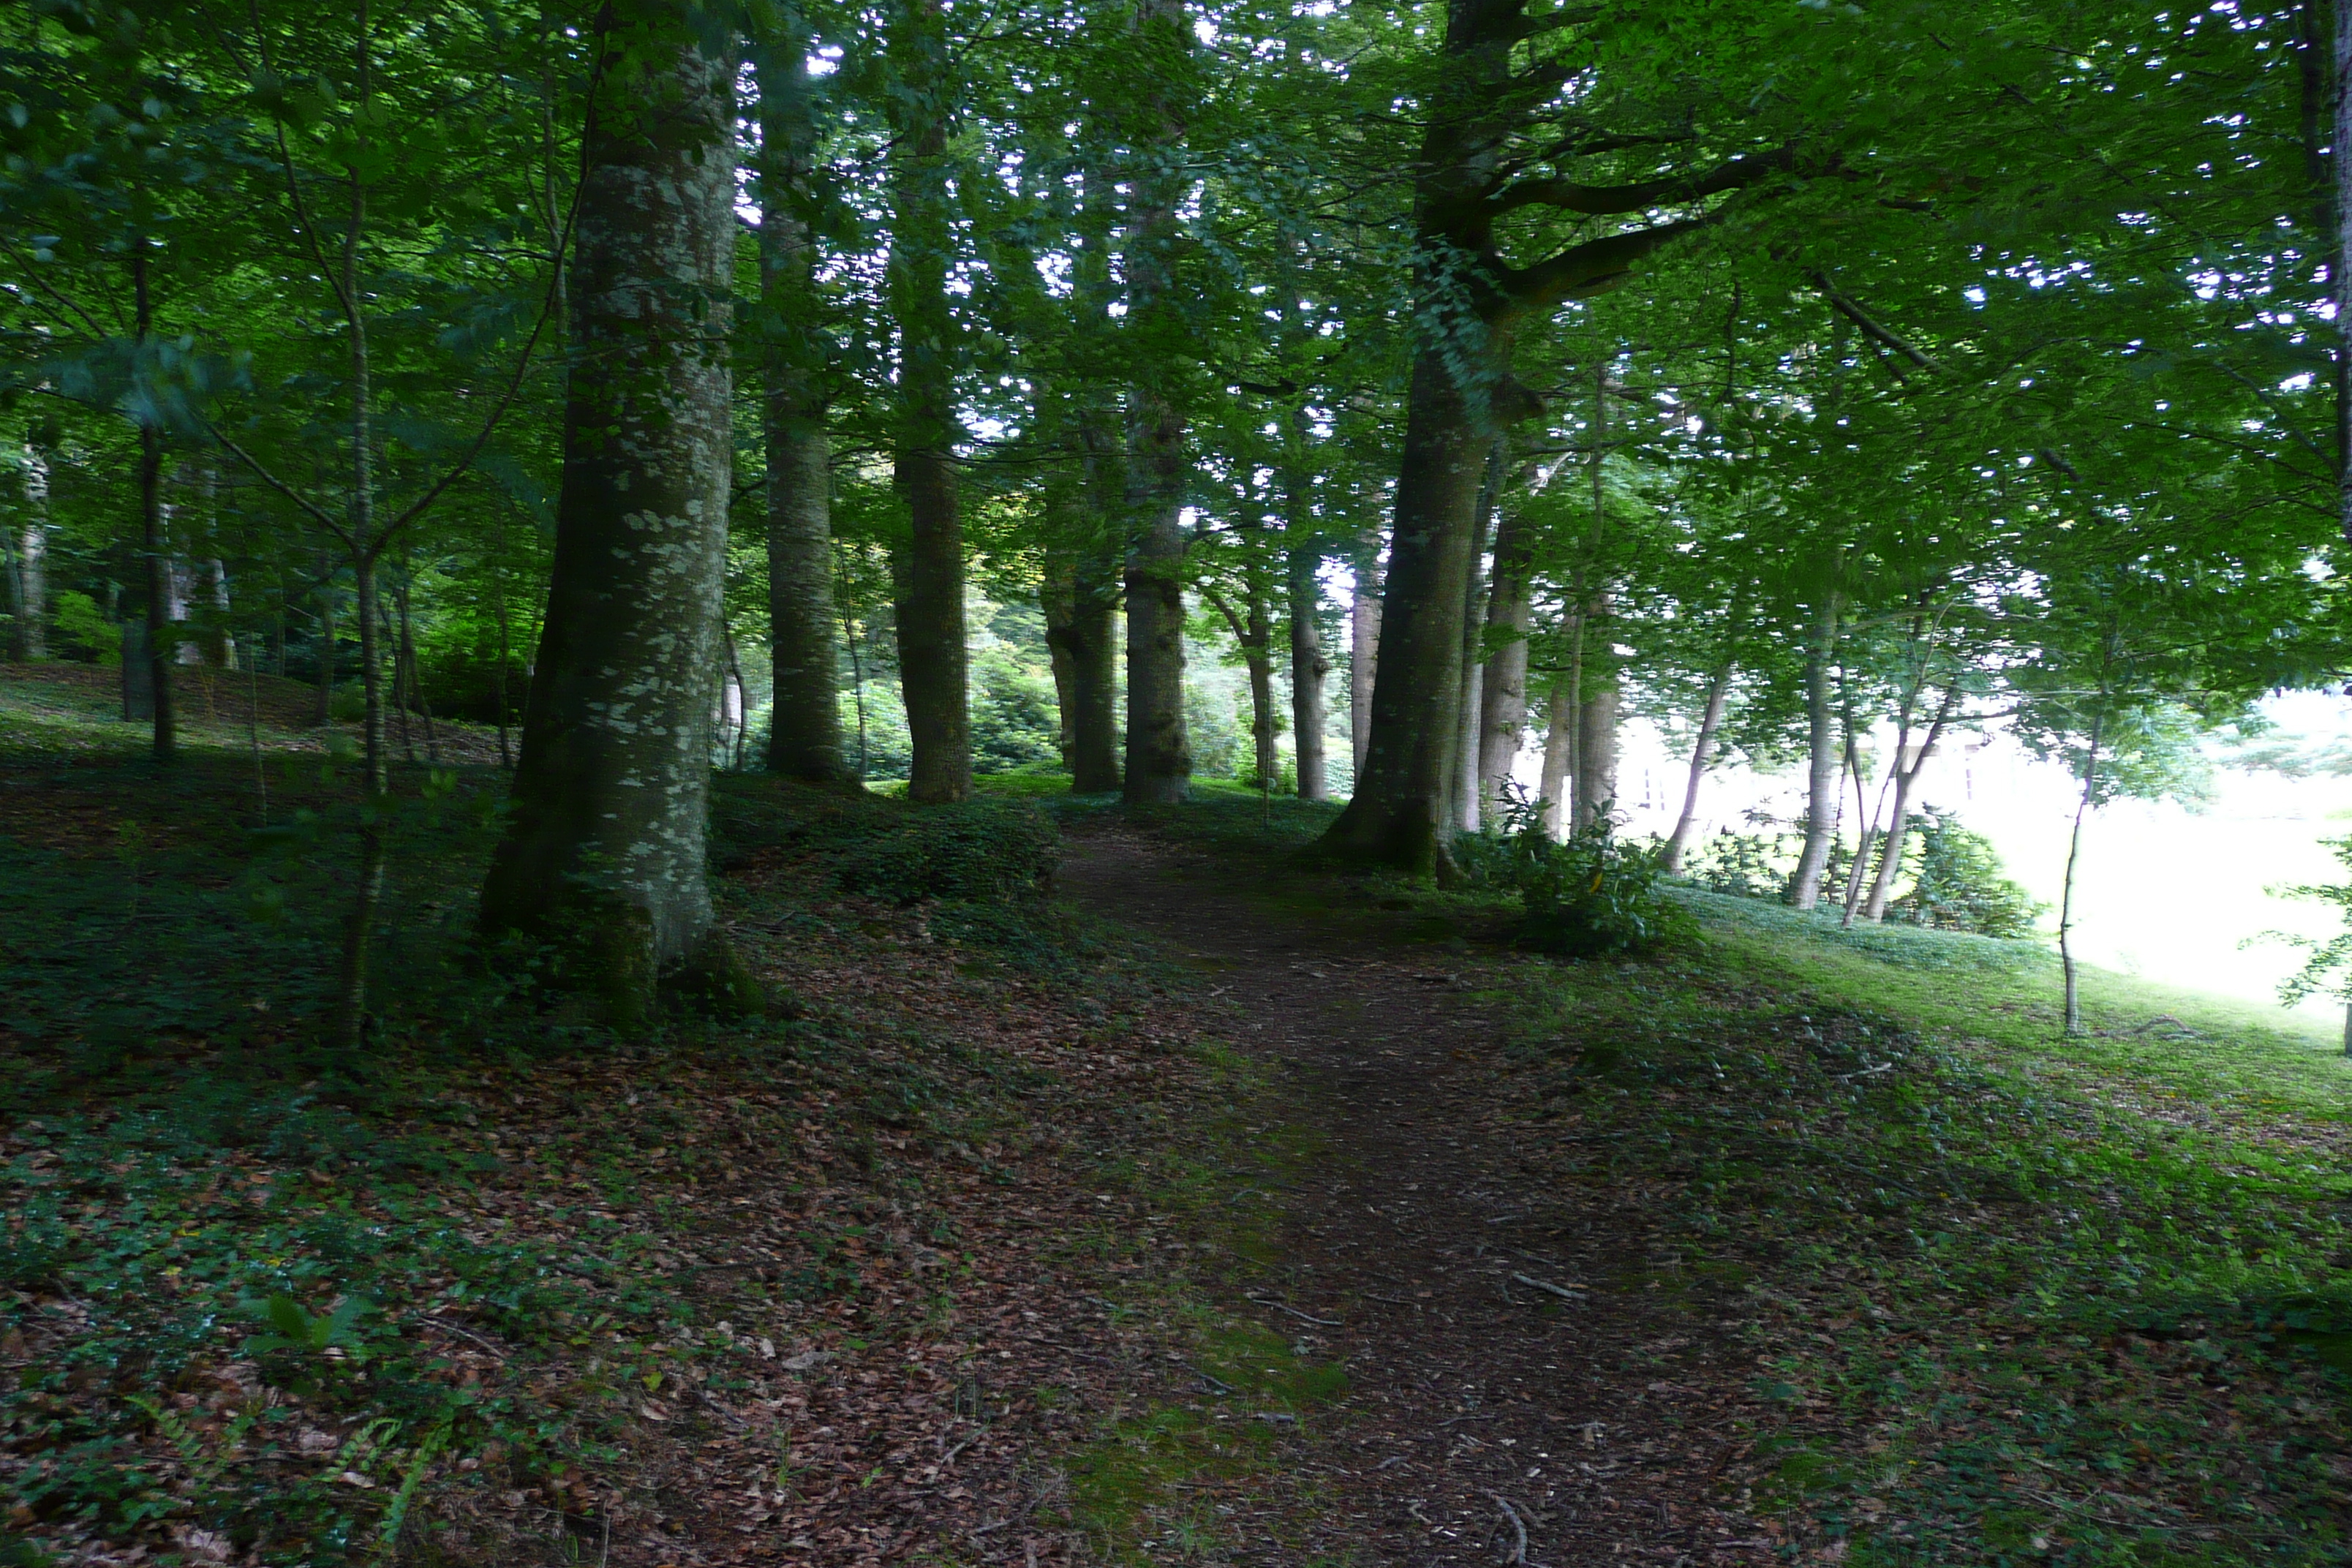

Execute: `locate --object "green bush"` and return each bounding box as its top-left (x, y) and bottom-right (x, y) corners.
top-left (829, 799), bottom-right (1059, 905)
top-left (1684, 826), bottom-right (1793, 900)
top-left (1891, 806), bottom-right (2043, 938)
top-left (1474, 788), bottom-right (1694, 957)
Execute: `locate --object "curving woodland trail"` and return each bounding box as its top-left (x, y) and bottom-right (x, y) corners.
top-left (1059, 823), bottom-right (1782, 1567)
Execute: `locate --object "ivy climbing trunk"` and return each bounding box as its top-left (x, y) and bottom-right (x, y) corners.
top-left (480, 4), bottom-right (754, 1024)
top-left (758, 42), bottom-right (849, 787)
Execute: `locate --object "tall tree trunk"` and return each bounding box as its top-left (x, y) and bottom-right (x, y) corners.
top-left (1787, 593), bottom-right (1842, 909)
top-left (1044, 549), bottom-right (1120, 792)
top-left (491, 517), bottom-right (512, 766)
top-left (391, 571), bottom-right (416, 764)
top-left (885, 1), bottom-right (969, 805)
top-left (314, 557), bottom-right (336, 728)
top-left (1659, 660), bottom-right (1732, 873)
top-left (758, 42), bottom-right (849, 787)
top-left (1450, 438), bottom-right (1503, 832)
top-left (1207, 584), bottom-right (1275, 788)
top-left (8, 443), bottom-right (48, 660)
top-left (480, 6), bottom-right (753, 1024)
top-left (1575, 662), bottom-right (1618, 829)
top-left (1286, 516), bottom-right (1327, 802)
top-left (1318, 346), bottom-right (1503, 872)
top-left (132, 249), bottom-right (173, 762)
top-left (1537, 676), bottom-right (1572, 840)
top-left (1350, 527), bottom-right (1382, 776)
top-left (1475, 503), bottom-right (1533, 821)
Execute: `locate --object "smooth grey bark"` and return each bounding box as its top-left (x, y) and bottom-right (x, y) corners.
top-left (480, 10), bottom-right (752, 1022)
top-left (1475, 503), bottom-right (1533, 821)
top-left (885, 0), bottom-right (970, 805)
top-left (1119, 0), bottom-right (1196, 806)
top-left (758, 45), bottom-right (848, 786)
top-left (1576, 664), bottom-right (1619, 829)
top-left (1286, 513), bottom-right (1328, 802)
top-left (1659, 660), bottom-right (1733, 873)
top-left (1350, 529), bottom-right (1382, 775)
top-left (132, 249), bottom-right (173, 763)
top-left (1320, 345), bottom-right (1504, 872)
top-left (1450, 440), bottom-right (1502, 833)
top-left (1787, 593), bottom-right (1842, 910)
top-left (1538, 676), bottom-right (1572, 840)
top-left (1863, 683), bottom-right (1959, 920)
top-left (1043, 547), bottom-right (1120, 792)
top-left (7, 445), bottom-right (48, 660)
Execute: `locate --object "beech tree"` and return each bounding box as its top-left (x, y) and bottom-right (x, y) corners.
top-left (478, 0), bottom-right (754, 1022)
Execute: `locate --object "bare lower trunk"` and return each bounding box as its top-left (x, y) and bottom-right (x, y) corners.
top-left (1318, 346), bottom-right (1497, 873)
top-left (491, 525), bottom-right (512, 766)
top-left (1043, 551), bottom-right (1119, 792)
top-left (480, 11), bottom-right (753, 1024)
top-left (1248, 586), bottom-right (1277, 787)
top-left (1475, 505), bottom-right (1533, 820)
top-left (1450, 441), bottom-right (1501, 832)
top-left (1122, 480), bottom-right (1190, 803)
top-left (1863, 687), bottom-right (1958, 920)
top-left (1350, 531), bottom-right (1382, 775)
top-left (7, 447), bottom-right (48, 660)
top-left (1538, 677), bottom-right (1572, 840)
top-left (314, 562), bottom-right (336, 728)
top-left (758, 43), bottom-right (849, 787)
top-left (1660, 662), bottom-right (1731, 873)
top-left (134, 249), bottom-right (174, 762)
top-left (1575, 667), bottom-right (1618, 829)
top-left (2059, 703), bottom-right (2108, 1039)
top-left (1287, 535), bottom-right (1327, 800)
top-left (1788, 593), bottom-right (1842, 909)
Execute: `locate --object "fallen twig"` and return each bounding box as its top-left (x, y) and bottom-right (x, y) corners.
top-left (1247, 1294), bottom-right (1342, 1326)
top-left (1511, 1273), bottom-right (1586, 1302)
top-left (1485, 1491), bottom-right (1530, 1564)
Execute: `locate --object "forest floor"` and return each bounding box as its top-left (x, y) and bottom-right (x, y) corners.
top-left (6, 666), bottom-right (2352, 1568)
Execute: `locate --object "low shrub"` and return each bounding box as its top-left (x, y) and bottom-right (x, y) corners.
top-left (1891, 806), bottom-right (2043, 938)
top-left (1474, 788), bottom-right (1694, 957)
top-left (1683, 826), bottom-right (1793, 900)
top-left (829, 798), bottom-right (1059, 905)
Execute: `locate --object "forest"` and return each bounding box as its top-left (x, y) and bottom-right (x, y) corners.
top-left (7, 0), bottom-right (2352, 1564)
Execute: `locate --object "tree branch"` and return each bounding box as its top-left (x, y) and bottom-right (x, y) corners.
top-left (1809, 271), bottom-right (1940, 371)
top-left (1487, 147), bottom-right (1793, 219)
top-left (1497, 216), bottom-right (1710, 316)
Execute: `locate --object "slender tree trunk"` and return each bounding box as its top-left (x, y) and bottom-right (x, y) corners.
top-left (885, 3), bottom-right (970, 804)
top-left (492, 515), bottom-right (512, 767)
top-left (1475, 504), bottom-right (1533, 821)
top-left (2059, 701), bottom-right (2108, 1039)
top-left (1788, 593), bottom-right (1842, 909)
top-left (1286, 521), bottom-right (1327, 802)
top-left (1350, 527), bottom-right (1382, 775)
top-left (1660, 660), bottom-right (1732, 873)
top-left (392, 571), bottom-right (417, 764)
top-left (1864, 685), bottom-right (1959, 920)
top-left (314, 558), bottom-right (336, 728)
top-left (132, 248), bottom-right (174, 762)
top-left (1839, 715), bottom-right (1872, 927)
top-left (758, 42), bottom-right (848, 786)
top-left (1538, 676), bottom-right (1572, 840)
top-left (480, 6), bottom-right (753, 1023)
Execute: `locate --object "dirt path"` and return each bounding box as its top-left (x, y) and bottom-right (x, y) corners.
top-left (1060, 825), bottom-right (1779, 1567)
